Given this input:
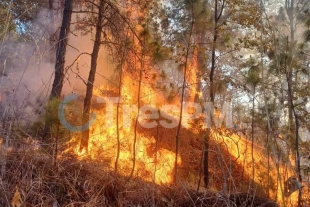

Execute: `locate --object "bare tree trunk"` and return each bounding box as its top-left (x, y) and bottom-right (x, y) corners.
top-left (251, 86), bottom-right (255, 182)
top-left (43, 0), bottom-right (71, 142)
top-left (259, 0), bottom-right (284, 200)
top-left (115, 69), bottom-right (122, 172)
top-left (267, 142), bottom-right (270, 197)
top-left (285, 36), bottom-right (302, 207)
top-left (174, 41), bottom-right (191, 184)
top-left (287, 67), bottom-right (302, 207)
top-left (285, 2), bottom-right (302, 204)
top-left (115, 39), bottom-right (127, 172)
top-left (129, 19), bottom-right (148, 177)
top-left (50, 0), bottom-right (72, 99)
top-left (204, 0), bottom-right (225, 189)
top-left (286, 0), bottom-right (294, 138)
top-left (130, 68), bottom-right (142, 178)
top-left (80, 0), bottom-right (105, 152)
top-left (285, 37), bottom-right (302, 207)
top-left (174, 2), bottom-right (195, 184)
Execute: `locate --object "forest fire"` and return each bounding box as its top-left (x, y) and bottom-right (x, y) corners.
top-left (1, 0), bottom-right (310, 206)
top-left (66, 72), bottom-right (182, 185)
top-left (211, 129), bottom-right (300, 206)
top-left (63, 43), bottom-right (204, 184)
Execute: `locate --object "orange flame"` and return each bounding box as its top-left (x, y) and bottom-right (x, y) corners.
top-left (67, 72), bottom-right (182, 184)
top-left (211, 129), bottom-right (299, 206)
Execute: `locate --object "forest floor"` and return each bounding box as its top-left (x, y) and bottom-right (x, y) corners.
top-left (0, 124), bottom-right (290, 207)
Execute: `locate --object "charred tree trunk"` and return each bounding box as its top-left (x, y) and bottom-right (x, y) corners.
top-left (50, 0), bottom-right (72, 99)
top-left (80, 0), bottom-right (105, 152)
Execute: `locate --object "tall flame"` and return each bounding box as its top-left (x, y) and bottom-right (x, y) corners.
top-left (67, 72), bottom-right (182, 185)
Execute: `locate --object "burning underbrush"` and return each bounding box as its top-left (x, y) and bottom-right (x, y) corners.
top-left (0, 63), bottom-right (300, 206)
top-left (0, 149), bottom-right (280, 207)
top-left (0, 85), bottom-right (303, 206)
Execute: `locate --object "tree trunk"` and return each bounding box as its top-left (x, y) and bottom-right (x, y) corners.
top-left (286, 2), bottom-right (303, 205)
top-left (130, 68), bottom-right (142, 178)
top-left (251, 86), bottom-right (255, 182)
top-left (80, 0), bottom-right (105, 152)
top-left (204, 0), bottom-right (224, 189)
top-left (287, 62), bottom-right (302, 207)
top-left (174, 2), bottom-right (196, 184)
top-left (44, 0), bottom-right (72, 142)
top-left (283, 35), bottom-right (302, 207)
top-left (115, 38), bottom-right (128, 172)
top-left (286, 0), bottom-right (294, 138)
top-left (203, 129), bottom-right (210, 188)
top-left (50, 0), bottom-right (72, 99)
top-left (174, 42), bottom-right (191, 183)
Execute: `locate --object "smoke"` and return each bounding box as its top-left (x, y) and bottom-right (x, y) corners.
top-left (62, 26), bottom-right (116, 96)
top-left (0, 8), bottom-right (57, 122)
top-left (0, 10), bottom-right (116, 122)
top-left (0, 10), bottom-right (55, 121)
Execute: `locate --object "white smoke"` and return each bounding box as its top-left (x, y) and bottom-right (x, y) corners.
top-left (0, 10), bottom-right (116, 122)
top-left (0, 9), bottom-right (56, 121)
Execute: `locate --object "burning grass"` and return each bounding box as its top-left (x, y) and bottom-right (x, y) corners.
top-left (0, 148), bottom-right (280, 207)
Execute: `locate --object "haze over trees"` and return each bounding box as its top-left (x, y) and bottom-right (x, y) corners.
top-left (0, 0), bottom-right (310, 206)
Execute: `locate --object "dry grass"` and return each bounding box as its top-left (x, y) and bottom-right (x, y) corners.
top-left (0, 146), bottom-right (280, 207)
